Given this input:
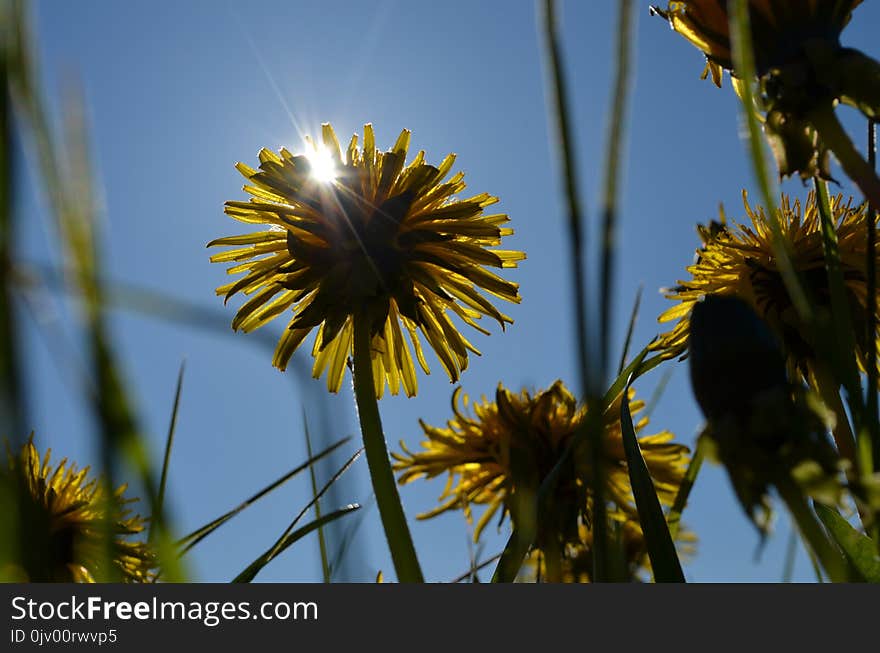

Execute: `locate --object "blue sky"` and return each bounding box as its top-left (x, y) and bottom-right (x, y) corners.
top-left (16, 0), bottom-right (880, 582)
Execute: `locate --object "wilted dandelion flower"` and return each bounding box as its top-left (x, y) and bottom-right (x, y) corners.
top-left (392, 381), bottom-right (688, 543)
top-left (651, 0), bottom-right (863, 86)
top-left (654, 191), bottom-right (878, 383)
top-left (209, 123), bottom-right (525, 397)
top-left (2, 436), bottom-right (155, 582)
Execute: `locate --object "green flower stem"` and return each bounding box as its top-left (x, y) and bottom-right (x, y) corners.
top-left (775, 474), bottom-right (848, 583)
top-left (809, 103), bottom-right (880, 210)
top-left (352, 315), bottom-right (424, 583)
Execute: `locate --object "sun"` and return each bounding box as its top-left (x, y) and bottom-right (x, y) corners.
top-left (306, 143), bottom-right (338, 183)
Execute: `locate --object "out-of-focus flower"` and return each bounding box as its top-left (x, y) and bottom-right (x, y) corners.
top-left (2, 436), bottom-right (156, 582)
top-left (209, 123), bottom-right (524, 398)
top-left (686, 296), bottom-right (844, 531)
top-left (654, 191), bottom-right (877, 384)
top-left (651, 0), bottom-right (864, 86)
top-left (392, 381), bottom-right (689, 545)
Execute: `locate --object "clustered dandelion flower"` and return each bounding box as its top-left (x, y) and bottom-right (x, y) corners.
top-left (392, 381), bottom-right (689, 544)
top-left (3, 436), bottom-right (155, 583)
top-left (654, 191), bottom-right (878, 383)
top-left (209, 123), bottom-right (525, 398)
top-left (651, 0), bottom-right (864, 86)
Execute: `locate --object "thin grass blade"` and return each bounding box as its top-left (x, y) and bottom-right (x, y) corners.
top-left (232, 505), bottom-right (360, 583)
top-left (177, 437), bottom-right (350, 553)
top-left (666, 432), bottom-right (706, 540)
top-left (303, 410), bottom-right (331, 583)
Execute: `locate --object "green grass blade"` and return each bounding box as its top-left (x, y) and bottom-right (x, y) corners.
top-left (617, 285), bottom-right (643, 376)
top-left (814, 503), bottom-right (880, 582)
top-left (177, 437), bottom-right (351, 553)
top-left (620, 373), bottom-right (685, 582)
top-left (302, 410), bottom-right (331, 583)
top-left (451, 553), bottom-right (502, 583)
top-left (233, 447), bottom-right (362, 582)
top-left (232, 505), bottom-right (360, 583)
top-left (151, 361), bottom-right (184, 542)
top-left (666, 432), bottom-right (706, 540)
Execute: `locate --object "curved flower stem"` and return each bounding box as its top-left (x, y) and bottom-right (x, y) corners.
top-left (351, 315), bottom-right (423, 583)
top-left (775, 475), bottom-right (848, 583)
top-left (809, 103), bottom-right (880, 209)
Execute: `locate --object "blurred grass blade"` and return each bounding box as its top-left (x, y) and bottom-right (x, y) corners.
top-left (867, 118), bottom-right (879, 471)
top-left (541, 0), bottom-right (610, 578)
top-left (303, 410), bottom-right (331, 583)
top-left (602, 0), bottom-right (635, 379)
top-left (666, 432), bottom-right (706, 540)
top-left (728, 0), bottom-right (810, 323)
top-left (644, 367), bottom-right (674, 420)
top-left (814, 178), bottom-right (863, 467)
top-left (620, 372), bottom-right (684, 582)
top-left (178, 437), bottom-right (351, 554)
top-left (617, 286), bottom-right (642, 375)
top-left (782, 523), bottom-right (798, 582)
top-left (814, 503), bottom-right (880, 582)
top-left (1, 29), bottom-right (26, 442)
top-left (232, 505), bottom-right (360, 583)
top-left (151, 362), bottom-right (185, 542)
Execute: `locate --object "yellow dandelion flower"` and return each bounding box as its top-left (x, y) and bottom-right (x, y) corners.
top-left (524, 515), bottom-right (698, 583)
top-left (209, 123), bottom-right (525, 398)
top-left (651, 0), bottom-right (863, 86)
top-left (3, 435), bottom-right (156, 583)
top-left (392, 381), bottom-right (689, 543)
top-left (654, 191), bottom-right (878, 382)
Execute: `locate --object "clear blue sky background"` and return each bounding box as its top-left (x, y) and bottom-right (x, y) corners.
top-left (15, 0), bottom-right (880, 582)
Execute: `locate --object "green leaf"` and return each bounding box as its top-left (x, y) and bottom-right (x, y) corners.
top-left (620, 374), bottom-right (685, 582)
top-left (814, 503), bottom-right (880, 582)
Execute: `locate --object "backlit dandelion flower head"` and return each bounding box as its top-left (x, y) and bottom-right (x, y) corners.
top-left (654, 191), bottom-right (878, 382)
top-left (392, 381), bottom-right (689, 543)
top-left (209, 123), bottom-right (525, 398)
top-left (651, 0), bottom-right (863, 86)
top-left (3, 436), bottom-right (155, 582)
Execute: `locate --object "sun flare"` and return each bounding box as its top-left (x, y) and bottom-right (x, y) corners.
top-left (306, 144), bottom-right (338, 183)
